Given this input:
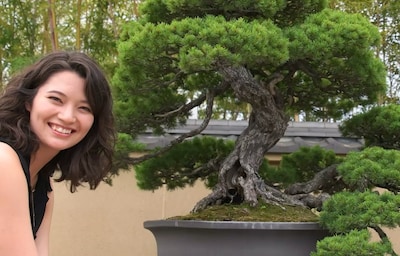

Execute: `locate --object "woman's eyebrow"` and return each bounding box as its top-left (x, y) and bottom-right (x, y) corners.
top-left (46, 90), bottom-right (65, 96)
top-left (46, 90), bottom-right (89, 104)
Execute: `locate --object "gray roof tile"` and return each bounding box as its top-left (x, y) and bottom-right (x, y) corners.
top-left (136, 120), bottom-right (363, 154)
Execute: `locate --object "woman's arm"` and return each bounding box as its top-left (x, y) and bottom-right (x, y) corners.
top-left (35, 181), bottom-right (54, 256)
top-left (0, 143), bottom-right (38, 256)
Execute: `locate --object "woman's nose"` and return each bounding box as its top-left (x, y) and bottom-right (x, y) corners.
top-left (58, 107), bottom-right (76, 123)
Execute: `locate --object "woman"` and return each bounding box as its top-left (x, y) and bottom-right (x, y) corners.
top-left (0, 51), bottom-right (115, 256)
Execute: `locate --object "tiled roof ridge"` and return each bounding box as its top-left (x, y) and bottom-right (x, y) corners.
top-left (137, 120), bottom-right (364, 154)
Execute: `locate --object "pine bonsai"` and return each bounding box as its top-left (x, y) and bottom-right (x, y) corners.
top-left (313, 146), bottom-right (400, 256)
top-left (113, 0), bottom-right (386, 212)
top-left (311, 105), bottom-right (400, 256)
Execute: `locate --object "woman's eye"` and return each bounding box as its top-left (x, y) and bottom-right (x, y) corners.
top-left (80, 106), bottom-right (92, 113)
top-left (49, 96), bottom-right (62, 103)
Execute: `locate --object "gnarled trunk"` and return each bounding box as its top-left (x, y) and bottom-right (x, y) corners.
top-left (193, 64), bottom-right (301, 212)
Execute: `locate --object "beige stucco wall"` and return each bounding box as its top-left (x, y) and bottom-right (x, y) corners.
top-left (49, 171), bottom-right (400, 256)
top-left (49, 171), bottom-right (210, 256)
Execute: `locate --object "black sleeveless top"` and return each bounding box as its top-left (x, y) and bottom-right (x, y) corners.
top-left (1, 139), bottom-right (52, 238)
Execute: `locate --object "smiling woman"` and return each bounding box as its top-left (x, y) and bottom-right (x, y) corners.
top-left (28, 71), bottom-right (94, 153)
top-left (0, 51), bottom-right (115, 256)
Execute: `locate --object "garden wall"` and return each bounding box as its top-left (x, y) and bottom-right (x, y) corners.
top-left (49, 171), bottom-right (400, 256)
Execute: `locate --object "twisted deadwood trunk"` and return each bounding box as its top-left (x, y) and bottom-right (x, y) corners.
top-left (193, 64), bottom-right (304, 212)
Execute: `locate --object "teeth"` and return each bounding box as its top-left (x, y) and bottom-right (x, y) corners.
top-left (51, 124), bottom-right (72, 134)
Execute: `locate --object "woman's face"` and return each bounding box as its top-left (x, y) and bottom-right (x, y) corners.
top-left (27, 70), bottom-right (94, 154)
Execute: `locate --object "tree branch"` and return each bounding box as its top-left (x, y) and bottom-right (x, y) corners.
top-left (151, 80), bottom-right (230, 121)
top-left (187, 157), bottom-right (223, 178)
top-left (285, 164), bottom-right (341, 195)
top-left (371, 226), bottom-right (398, 256)
top-left (126, 88), bottom-right (216, 165)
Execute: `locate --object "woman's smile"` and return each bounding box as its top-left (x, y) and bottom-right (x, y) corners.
top-left (49, 123), bottom-right (74, 135)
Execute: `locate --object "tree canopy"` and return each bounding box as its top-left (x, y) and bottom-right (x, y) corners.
top-left (113, 0), bottom-right (386, 211)
top-left (114, 0), bottom-right (386, 137)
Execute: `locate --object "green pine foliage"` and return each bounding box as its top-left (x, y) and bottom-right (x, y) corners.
top-left (311, 229), bottom-right (393, 256)
top-left (261, 145), bottom-right (341, 187)
top-left (113, 1), bottom-right (386, 137)
top-left (136, 141), bottom-right (339, 191)
top-left (111, 133), bottom-right (146, 173)
top-left (340, 105), bottom-right (400, 149)
top-left (338, 147), bottom-right (400, 191)
top-left (315, 146), bottom-right (400, 255)
top-left (320, 191), bottom-right (400, 233)
top-left (135, 136), bottom-right (235, 190)
top-left (135, 138), bottom-right (342, 192)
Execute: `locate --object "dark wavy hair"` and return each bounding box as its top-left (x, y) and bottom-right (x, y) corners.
top-left (0, 51), bottom-right (115, 192)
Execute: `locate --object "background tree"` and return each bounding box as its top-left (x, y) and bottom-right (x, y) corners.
top-left (339, 104), bottom-right (400, 149)
top-left (0, 0), bottom-right (139, 86)
top-left (0, 0), bottom-right (46, 82)
top-left (330, 0), bottom-right (400, 103)
top-left (113, 0), bottom-right (386, 211)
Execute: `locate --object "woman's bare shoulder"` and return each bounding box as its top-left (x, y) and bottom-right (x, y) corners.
top-left (0, 142), bottom-right (25, 173)
top-left (0, 142), bottom-right (37, 256)
top-left (0, 142), bottom-right (27, 192)
top-left (0, 140), bottom-right (27, 183)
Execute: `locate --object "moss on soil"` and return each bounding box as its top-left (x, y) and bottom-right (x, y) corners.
top-left (168, 203), bottom-right (320, 222)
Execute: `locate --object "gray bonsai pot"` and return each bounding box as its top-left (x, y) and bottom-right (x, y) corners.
top-left (144, 220), bottom-right (330, 256)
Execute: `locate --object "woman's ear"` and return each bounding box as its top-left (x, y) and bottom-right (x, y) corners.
top-left (25, 102), bottom-right (31, 112)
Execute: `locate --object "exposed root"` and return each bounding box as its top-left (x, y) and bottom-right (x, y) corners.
top-left (290, 193), bottom-right (331, 211)
top-left (192, 172), bottom-right (305, 213)
top-left (192, 164), bottom-right (343, 213)
top-left (191, 184), bottom-right (226, 213)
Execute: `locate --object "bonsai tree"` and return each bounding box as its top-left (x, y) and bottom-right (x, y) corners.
top-left (312, 146), bottom-right (400, 256)
top-left (112, 0), bottom-right (387, 211)
top-left (308, 104), bottom-right (400, 256)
